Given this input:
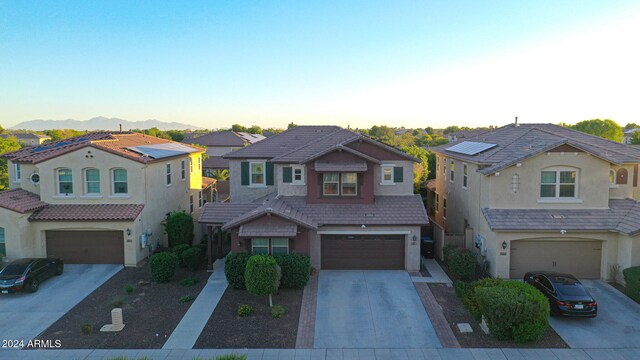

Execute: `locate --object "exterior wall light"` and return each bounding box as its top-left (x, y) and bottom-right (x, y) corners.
top-left (126, 228), bottom-right (131, 236)
top-left (501, 241), bottom-right (508, 250)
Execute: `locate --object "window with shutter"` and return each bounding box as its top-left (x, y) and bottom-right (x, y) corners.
top-left (393, 167), bottom-right (403, 183)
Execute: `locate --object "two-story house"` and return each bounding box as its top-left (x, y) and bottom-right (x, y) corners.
top-left (1, 133), bottom-right (52, 146)
top-left (199, 126), bottom-right (428, 271)
top-left (184, 131), bottom-right (266, 176)
top-left (429, 123), bottom-right (640, 281)
top-left (0, 132), bottom-right (206, 266)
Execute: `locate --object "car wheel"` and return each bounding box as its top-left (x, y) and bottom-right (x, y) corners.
top-left (55, 263), bottom-right (64, 276)
top-left (29, 279), bottom-right (39, 293)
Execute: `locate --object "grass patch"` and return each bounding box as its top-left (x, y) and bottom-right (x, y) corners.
top-left (180, 277), bottom-right (199, 287)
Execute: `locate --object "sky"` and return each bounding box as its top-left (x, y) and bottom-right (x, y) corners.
top-left (1, 1), bottom-right (640, 130)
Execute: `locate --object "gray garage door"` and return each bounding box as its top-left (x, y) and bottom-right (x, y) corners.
top-left (510, 240), bottom-right (602, 279)
top-left (46, 230), bottom-right (124, 264)
top-left (321, 234), bottom-right (405, 270)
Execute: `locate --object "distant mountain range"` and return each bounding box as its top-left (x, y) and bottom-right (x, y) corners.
top-left (9, 117), bottom-right (204, 131)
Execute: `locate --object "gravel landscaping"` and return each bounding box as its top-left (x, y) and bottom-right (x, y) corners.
top-left (194, 288), bottom-right (303, 349)
top-left (428, 283), bottom-right (568, 348)
top-left (35, 260), bottom-right (209, 349)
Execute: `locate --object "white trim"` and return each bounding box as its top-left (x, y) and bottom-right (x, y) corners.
top-left (108, 195), bottom-right (131, 199)
top-left (292, 165), bottom-right (305, 185)
top-left (249, 160), bottom-right (266, 186)
top-left (318, 230), bottom-right (411, 235)
top-left (111, 168), bottom-right (129, 195)
top-left (537, 198), bottom-right (583, 204)
top-left (83, 168), bottom-right (101, 195)
top-left (462, 163), bottom-right (468, 189)
top-left (380, 164), bottom-right (395, 185)
top-left (80, 195), bottom-right (103, 199)
top-left (13, 163), bottom-right (21, 183)
top-left (166, 163), bottom-right (172, 186)
top-left (181, 160), bottom-right (186, 181)
top-left (51, 195), bottom-right (76, 199)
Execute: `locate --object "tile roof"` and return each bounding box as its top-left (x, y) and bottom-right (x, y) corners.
top-left (448, 129), bottom-right (490, 139)
top-left (432, 124), bottom-right (640, 175)
top-left (482, 199), bottom-right (640, 236)
top-left (202, 177), bottom-right (217, 189)
top-left (200, 195), bottom-right (429, 230)
top-left (0, 189), bottom-right (47, 213)
top-left (29, 204), bottom-right (145, 222)
top-left (203, 156), bottom-right (230, 169)
top-left (184, 131), bottom-right (264, 147)
top-left (2, 132), bottom-right (202, 164)
top-left (238, 224), bottom-right (298, 237)
top-left (1, 133), bottom-right (51, 140)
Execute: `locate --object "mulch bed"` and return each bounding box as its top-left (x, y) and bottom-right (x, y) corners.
top-left (194, 288), bottom-right (303, 349)
top-left (428, 283), bottom-right (568, 348)
top-left (35, 261), bottom-right (209, 349)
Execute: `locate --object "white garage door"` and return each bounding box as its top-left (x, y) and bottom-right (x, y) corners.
top-left (510, 240), bottom-right (602, 279)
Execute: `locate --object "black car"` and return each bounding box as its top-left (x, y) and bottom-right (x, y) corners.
top-left (524, 271), bottom-right (597, 317)
top-left (0, 257), bottom-right (64, 293)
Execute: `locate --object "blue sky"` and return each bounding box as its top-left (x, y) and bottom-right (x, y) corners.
top-left (1, 1), bottom-right (639, 129)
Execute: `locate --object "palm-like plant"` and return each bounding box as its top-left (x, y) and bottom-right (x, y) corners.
top-left (212, 169), bottom-right (230, 181)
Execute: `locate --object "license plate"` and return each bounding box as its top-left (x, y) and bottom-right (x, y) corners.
top-left (1, 290), bottom-right (8, 294)
top-left (575, 304), bottom-right (584, 309)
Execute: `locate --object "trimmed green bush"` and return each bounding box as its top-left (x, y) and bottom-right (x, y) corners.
top-left (442, 245), bottom-right (458, 263)
top-left (623, 266), bottom-right (640, 303)
top-left (164, 211), bottom-right (194, 247)
top-left (271, 304), bottom-right (287, 318)
top-left (245, 255), bottom-right (279, 297)
top-left (172, 244), bottom-right (191, 267)
top-left (275, 253), bottom-right (311, 289)
top-left (448, 248), bottom-right (477, 280)
top-left (180, 277), bottom-right (199, 287)
top-left (149, 252), bottom-right (179, 283)
top-left (463, 277), bottom-right (503, 320)
top-left (125, 284), bottom-right (135, 294)
top-left (453, 280), bottom-right (473, 299)
top-left (237, 304), bottom-right (253, 317)
top-left (224, 252), bottom-right (251, 289)
top-left (182, 247), bottom-right (202, 271)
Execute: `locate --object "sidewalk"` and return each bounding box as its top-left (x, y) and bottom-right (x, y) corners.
top-left (411, 258), bottom-right (452, 284)
top-left (162, 258), bottom-right (227, 350)
top-left (5, 347), bottom-right (640, 359)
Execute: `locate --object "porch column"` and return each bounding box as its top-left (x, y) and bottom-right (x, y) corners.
top-left (207, 225), bottom-right (213, 271)
top-left (217, 227), bottom-right (224, 258)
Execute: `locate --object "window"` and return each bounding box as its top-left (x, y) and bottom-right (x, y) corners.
top-left (181, 160), bottom-right (186, 180)
top-left (381, 165), bottom-right (394, 184)
top-left (323, 173), bottom-right (340, 196)
top-left (198, 156), bottom-right (202, 171)
top-left (271, 238), bottom-right (289, 255)
top-left (84, 168), bottom-right (100, 194)
top-left (450, 160), bottom-right (455, 182)
top-left (434, 192), bottom-right (439, 213)
top-left (57, 168), bottom-right (73, 195)
top-left (0, 227), bottom-right (5, 257)
top-left (436, 157), bottom-right (439, 174)
top-left (443, 158), bottom-right (446, 175)
top-left (190, 159), bottom-right (194, 174)
top-left (190, 195), bottom-right (194, 213)
top-left (113, 169), bottom-right (128, 194)
top-left (292, 165), bottom-right (305, 185)
top-left (198, 191), bottom-right (203, 208)
top-left (341, 173), bottom-right (357, 196)
top-left (540, 168), bottom-right (577, 198)
top-left (166, 164), bottom-right (172, 185)
top-left (443, 198), bottom-right (447, 218)
top-left (609, 169), bottom-right (617, 186)
top-left (462, 164), bottom-right (468, 188)
top-left (250, 161), bottom-right (265, 186)
top-left (252, 238), bottom-right (269, 254)
top-left (14, 163), bottom-right (21, 182)
top-left (512, 174), bottom-right (520, 193)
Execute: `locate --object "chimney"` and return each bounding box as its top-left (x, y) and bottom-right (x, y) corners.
top-left (515, 116), bottom-right (519, 127)
top-left (119, 124), bottom-right (122, 132)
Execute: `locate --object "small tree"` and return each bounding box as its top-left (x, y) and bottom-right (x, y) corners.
top-left (245, 255), bottom-right (280, 306)
top-left (164, 211), bottom-right (194, 247)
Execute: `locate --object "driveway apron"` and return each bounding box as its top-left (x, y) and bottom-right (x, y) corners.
top-left (550, 280), bottom-right (640, 348)
top-left (314, 270), bottom-right (441, 349)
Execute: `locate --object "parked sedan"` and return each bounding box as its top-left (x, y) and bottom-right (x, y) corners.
top-left (524, 271), bottom-right (597, 317)
top-left (0, 257), bottom-right (64, 293)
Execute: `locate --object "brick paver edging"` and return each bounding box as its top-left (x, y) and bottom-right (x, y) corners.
top-left (296, 272), bottom-right (319, 349)
top-left (414, 282), bottom-right (461, 348)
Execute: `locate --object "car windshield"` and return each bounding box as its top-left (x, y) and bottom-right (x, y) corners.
top-left (1, 264), bottom-right (27, 276)
top-left (555, 282), bottom-right (589, 297)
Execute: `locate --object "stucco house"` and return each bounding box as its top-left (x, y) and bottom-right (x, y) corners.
top-left (0, 132), bottom-right (206, 266)
top-left (623, 128), bottom-right (640, 145)
top-left (1, 133), bottom-right (51, 146)
top-left (184, 131), bottom-right (265, 176)
top-left (199, 126), bottom-right (428, 271)
top-left (428, 123), bottom-right (640, 281)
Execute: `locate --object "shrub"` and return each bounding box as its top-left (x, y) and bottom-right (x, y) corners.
top-left (442, 245), bottom-right (458, 263)
top-left (623, 266), bottom-right (640, 303)
top-left (172, 244), bottom-right (191, 267)
top-left (463, 277), bottom-right (503, 320)
top-left (125, 284), bottom-right (135, 294)
top-left (245, 255), bottom-right (280, 302)
top-left (453, 280), bottom-right (473, 299)
top-left (80, 322), bottom-right (93, 335)
top-left (164, 211), bottom-right (194, 247)
top-left (179, 295), bottom-right (194, 303)
top-left (149, 252), bottom-right (179, 283)
top-left (237, 304), bottom-right (253, 317)
top-left (111, 297), bottom-right (125, 308)
top-left (271, 305), bottom-right (287, 318)
top-left (448, 248), bottom-right (477, 280)
top-left (183, 247), bottom-right (202, 271)
top-left (215, 354), bottom-right (247, 360)
top-left (180, 277), bottom-right (199, 287)
top-left (275, 253), bottom-right (311, 289)
top-left (225, 252), bottom-right (251, 289)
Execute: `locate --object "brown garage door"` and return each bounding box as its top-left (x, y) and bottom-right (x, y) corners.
top-left (321, 234), bottom-right (405, 270)
top-left (510, 240), bottom-right (602, 279)
top-left (46, 230), bottom-right (124, 264)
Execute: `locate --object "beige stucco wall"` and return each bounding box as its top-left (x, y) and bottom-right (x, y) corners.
top-left (0, 208), bottom-right (33, 261)
top-left (276, 164), bottom-right (307, 197)
top-left (373, 160), bottom-right (414, 196)
top-left (609, 164), bottom-right (636, 199)
top-left (229, 160), bottom-right (276, 203)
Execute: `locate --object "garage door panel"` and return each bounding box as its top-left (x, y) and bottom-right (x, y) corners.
top-left (510, 240), bottom-right (601, 279)
top-left (321, 235), bottom-right (405, 270)
top-left (46, 230), bottom-right (124, 264)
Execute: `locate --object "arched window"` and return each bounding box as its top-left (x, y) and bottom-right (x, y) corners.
top-left (57, 168), bottom-right (73, 195)
top-left (112, 168), bottom-right (128, 195)
top-left (84, 168), bottom-right (100, 195)
top-left (616, 168), bottom-right (628, 185)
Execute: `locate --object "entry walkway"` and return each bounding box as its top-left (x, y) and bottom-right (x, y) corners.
top-left (412, 258), bottom-right (452, 284)
top-left (162, 258), bottom-right (227, 349)
top-left (4, 348), bottom-right (640, 359)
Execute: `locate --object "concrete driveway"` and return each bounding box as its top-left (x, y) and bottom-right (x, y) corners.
top-left (550, 280), bottom-right (640, 348)
top-left (0, 264), bottom-right (121, 344)
top-left (314, 271), bottom-right (441, 349)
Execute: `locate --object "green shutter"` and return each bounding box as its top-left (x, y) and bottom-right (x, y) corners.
top-left (240, 161), bottom-right (249, 186)
top-left (266, 162), bottom-right (274, 186)
top-left (393, 166), bottom-right (404, 183)
top-left (283, 166), bottom-right (292, 183)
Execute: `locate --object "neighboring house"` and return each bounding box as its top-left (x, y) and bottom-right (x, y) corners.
top-left (446, 129), bottom-right (489, 142)
top-left (183, 131), bottom-right (265, 176)
top-left (623, 128), bottom-right (640, 144)
top-left (199, 126), bottom-right (428, 270)
top-left (1, 133), bottom-right (51, 146)
top-left (0, 132), bottom-right (207, 266)
top-left (429, 123), bottom-right (640, 281)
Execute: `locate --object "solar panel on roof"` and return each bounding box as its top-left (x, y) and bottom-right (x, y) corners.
top-left (446, 141), bottom-right (497, 156)
top-left (127, 143), bottom-right (195, 159)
